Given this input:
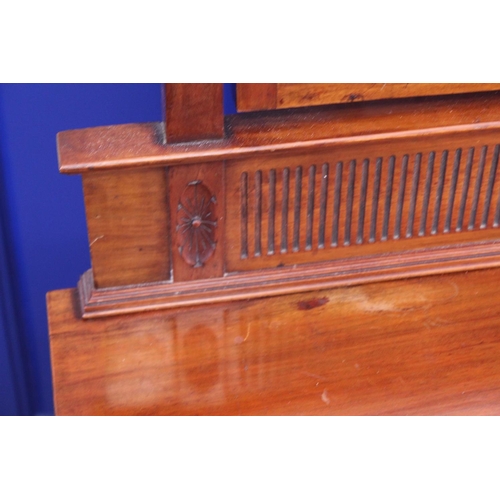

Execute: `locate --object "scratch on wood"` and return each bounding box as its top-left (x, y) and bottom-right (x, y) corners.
top-left (90, 235), bottom-right (104, 247)
top-left (321, 389), bottom-right (330, 405)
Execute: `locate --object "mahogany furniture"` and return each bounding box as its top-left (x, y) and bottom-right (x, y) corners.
top-left (48, 84), bottom-right (500, 415)
top-left (47, 268), bottom-right (500, 415)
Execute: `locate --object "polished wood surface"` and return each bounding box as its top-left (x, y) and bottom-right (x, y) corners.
top-left (169, 162), bottom-right (225, 282)
top-left (225, 134), bottom-right (500, 273)
top-left (58, 92), bottom-right (500, 174)
top-left (78, 240), bottom-right (500, 318)
top-left (48, 268), bottom-right (500, 415)
top-left (49, 84), bottom-right (500, 415)
top-left (57, 87), bottom-right (500, 317)
top-left (237, 83), bottom-right (277, 112)
top-left (237, 84), bottom-right (500, 111)
top-left (163, 84), bottom-right (224, 143)
top-left (82, 169), bottom-right (170, 288)
top-left (78, 135), bottom-right (500, 318)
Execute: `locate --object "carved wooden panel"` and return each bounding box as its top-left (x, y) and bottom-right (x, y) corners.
top-left (226, 138), bottom-right (500, 272)
top-left (169, 162), bottom-right (225, 282)
top-left (56, 86), bottom-right (500, 317)
top-left (176, 181), bottom-right (217, 267)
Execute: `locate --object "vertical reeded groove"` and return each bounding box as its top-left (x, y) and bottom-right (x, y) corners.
top-left (494, 184), bottom-right (500, 227)
top-left (344, 160), bottom-right (356, 246)
top-left (431, 150), bottom-right (448, 235)
top-left (357, 159), bottom-right (369, 244)
top-left (381, 156), bottom-right (395, 241)
top-left (318, 163), bottom-right (329, 249)
top-left (419, 151), bottom-right (435, 236)
top-left (369, 157), bottom-right (382, 243)
top-left (456, 148), bottom-right (474, 231)
top-left (240, 172), bottom-right (248, 259)
top-left (406, 153), bottom-right (421, 237)
top-left (305, 165), bottom-right (316, 250)
top-left (281, 167), bottom-right (290, 253)
top-left (268, 169), bottom-right (276, 254)
top-left (331, 162), bottom-right (343, 247)
top-left (444, 148), bottom-right (462, 233)
top-left (394, 155), bottom-right (409, 239)
top-left (293, 166), bottom-right (302, 252)
top-left (469, 145), bottom-right (488, 230)
top-left (481, 144), bottom-right (500, 228)
top-left (254, 170), bottom-right (262, 256)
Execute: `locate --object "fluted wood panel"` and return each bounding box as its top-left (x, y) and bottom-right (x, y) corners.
top-left (226, 141), bottom-right (500, 272)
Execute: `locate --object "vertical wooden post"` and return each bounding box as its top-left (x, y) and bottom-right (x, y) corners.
top-left (163, 84), bottom-right (224, 143)
top-left (163, 83), bottom-right (226, 282)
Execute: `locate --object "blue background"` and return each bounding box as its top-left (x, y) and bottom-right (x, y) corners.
top-left (0, 84), bottom-right (236, 415)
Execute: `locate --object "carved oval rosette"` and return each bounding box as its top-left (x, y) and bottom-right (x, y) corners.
top-left (176, 181), bottom-right (217, 267)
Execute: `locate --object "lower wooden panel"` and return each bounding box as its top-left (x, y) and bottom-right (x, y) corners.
top-left (48, 267), bottom-right (500, 415)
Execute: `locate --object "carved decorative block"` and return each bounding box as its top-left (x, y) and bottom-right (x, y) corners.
top-left (176, 181), bottom-right (217, 268)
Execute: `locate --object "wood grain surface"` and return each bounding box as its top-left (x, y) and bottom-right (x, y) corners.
top-left (164, 84), bottom-right (224, 143)
top-left (169, 162), bottom-right (225, 282)
top-left (224, 130), bottom-right (500, 272)
top-left (49, 268), bottom-right (500, 415)
top-left (50, 84), bottom-right (500, 415)
top-left (236, 84), bottom-right (500, 111)
top-left (58, 92), bottom-right (500, 174)
top-left (77, 240), bottom-right (500, 318)
top-left (237, 84), bottom-right (277, 112)
top-left (69, 92), bottom-right (500, 315)
top-left (82, 169), bottom-right (170, 288)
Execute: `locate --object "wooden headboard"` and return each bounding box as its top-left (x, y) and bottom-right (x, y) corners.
top-left (47, 83), bottom-right (500, 415)
top-left (56, 83), bottom-right (500, 317)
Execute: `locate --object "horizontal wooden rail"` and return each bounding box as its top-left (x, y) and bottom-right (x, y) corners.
top-left (58, 92), bottom-right (500, 173)
top-left (58, 122), bottom-right (500, 173)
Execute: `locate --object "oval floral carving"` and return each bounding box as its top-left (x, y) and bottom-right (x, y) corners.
top-left (176, 181), bottom-right (217, 267)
